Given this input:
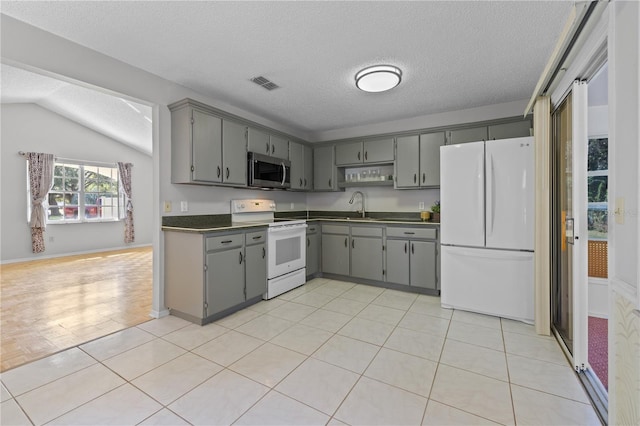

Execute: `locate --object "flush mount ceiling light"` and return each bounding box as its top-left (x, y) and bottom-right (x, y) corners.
top-left (355, 65), bottom-right (402, 93)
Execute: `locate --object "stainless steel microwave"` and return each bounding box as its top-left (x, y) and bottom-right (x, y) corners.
top-left (248, 152), bottom-right (291, 189)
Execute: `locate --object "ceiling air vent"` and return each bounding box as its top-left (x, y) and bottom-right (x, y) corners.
top-left (251, 76), bottom-right (280, 91)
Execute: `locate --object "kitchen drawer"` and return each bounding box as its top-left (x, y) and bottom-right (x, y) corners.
top-left (307, 224), bottom-right (320, 234)
top-left (245, 230), bottom-right (266, 245)
top-left (351, 226), bottom-right (383, 237)
top-left (206, 233), bottom-right (243, 251)
top-left (322, 224), bottom-right (349, 235)
top-left (386, 227), bottom-right (437, 240)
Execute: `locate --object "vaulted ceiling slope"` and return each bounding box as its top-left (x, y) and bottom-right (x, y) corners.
top-left (1, 64), bottom-right (153, 155)
top-left (1, 1), bottom-right (573, 139)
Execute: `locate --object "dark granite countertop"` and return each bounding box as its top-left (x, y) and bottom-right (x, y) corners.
top-left (162, 211), bottom-right (439, 233)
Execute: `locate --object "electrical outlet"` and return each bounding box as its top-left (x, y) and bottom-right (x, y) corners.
top-left (419, 202), bottom-right (425, 210)
top-left (164, 201), bottom-right (172, 212)
top-left (615, 197), bottom-right (624, 224)
top-left (290, 202), bottom-right (294, 209)
top-left (180, 201), bottom-right (188, 212)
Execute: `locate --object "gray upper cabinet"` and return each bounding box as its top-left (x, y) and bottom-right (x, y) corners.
top-left (222, 120), bottom-right (248, 186)
top-left (247, 127), bottom-right (270, 156)
top-left (488, 120), bottom-right (532, 140)
top-left (269, 135), bottom-right (289, 160)
top-left (448, 126), bottom-right (488, 144)
top-left (336, 138), bottom-right (394, 165)
top-left (303, 145), bottom-right (313, 190)
top-left (171, 106), bottom-right (223, 184)
top-left (314, 145), bottom-right (337, 191)
top-left (419, 132), bottom-right (445, 187)
top-left (364, 138), bottom-right (395, 163)
top-left (336, 142), bottom-right (362, 165)
top-left (247, 127), bottom-right (288, 160)
top-left (395, 135), bottom-right (420, 188)
top-left (289, 141), bottom-right (313, 190)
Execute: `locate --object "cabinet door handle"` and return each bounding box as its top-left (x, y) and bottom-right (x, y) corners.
top-left (266, 142), bottom-right (270, 153)
top-left (357, 151), bottom-right (361, 161)
top-left (221, 240), bottom-right (233, 244)
top-left (300, 178), bottom-right (303, 187)
top-left (352, 239), bottom-right (355, 249)
top-left (226, 167), bottom-right (230, 179)
top-left (404, 242), bottom-right (407, 253)
top-left (422, 173), bottom-right (425, 183)
top-left (344, 237), bottom-right (348, 247)
top-left (365, 151), bottom-right (368, 161)
top-left (411, 243), bottom-right (414, 255)
top-left (329, 178), bottom-right (332, 187)
top-left (217, 166), bottom-right (221, 178)
top-left (304, 178), bottom-right (307, 187)
top-left (413, 173), bottom-right (417, 183)
top-left (272, 144), bottom-right (275, 154)
top-left (262, 247), bottom-right (266, 259)
top-left (252, 235), bottom-right (262, 240)
top-left (239, 251), bottom-right (243, 264)
top-left (404, 232), bottom-right (415, 235)
top-left (307, 237), bottom-right (310, 247)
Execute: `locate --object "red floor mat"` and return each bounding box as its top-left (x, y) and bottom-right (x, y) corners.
top-left (588, 316), bottom-right (608, 390)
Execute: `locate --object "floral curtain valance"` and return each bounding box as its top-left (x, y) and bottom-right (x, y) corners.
top-left (27, 152), bottom-right (55, 253)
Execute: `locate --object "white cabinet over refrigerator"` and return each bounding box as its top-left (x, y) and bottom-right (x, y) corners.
top-left (440, 137), bottom-right (534, 323)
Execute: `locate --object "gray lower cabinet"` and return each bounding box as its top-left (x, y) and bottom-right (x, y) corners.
top-left (306, 224), bottom-right (320, 276)
top-left (385, 227), bottom-right (438, 290)
top-left (164, 228), bottom-right (267, 325)
top-left (321, 224), bottom-right (350, 275)
top-left (351, 236), bottom-right (383, 281)
top-left (245, 243), bottom-right (267, 300)
top-left (205, 245), bottom-right (245, 315)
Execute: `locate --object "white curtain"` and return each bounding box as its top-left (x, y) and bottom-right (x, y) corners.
top-left (117, 162), bottom-right (134, 243)
top-left (27, 152), bottom-right (55, 253)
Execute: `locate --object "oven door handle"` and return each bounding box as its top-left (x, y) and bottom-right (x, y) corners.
top-left (268, 224), bottom-right (307, 234)
top-left (281, 162), bottom-right (287, 186)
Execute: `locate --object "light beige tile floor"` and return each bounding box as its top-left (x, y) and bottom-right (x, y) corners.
top-left (0, 278), bottom-right (601, 426)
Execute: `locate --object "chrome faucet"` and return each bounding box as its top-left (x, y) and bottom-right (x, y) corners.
top-left (349, 191), bottom-right (366, 218)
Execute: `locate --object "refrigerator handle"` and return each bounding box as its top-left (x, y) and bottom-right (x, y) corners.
top-left (487, 153), bottom-right (494, 237)
top-left (476, 154), bottom-right (484, 235)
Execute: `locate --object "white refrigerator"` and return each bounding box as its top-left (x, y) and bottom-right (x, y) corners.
top-left (440, 136), bottom-right (535, 323)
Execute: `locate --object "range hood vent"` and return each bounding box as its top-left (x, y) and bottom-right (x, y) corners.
top-left (251, 76), bottom-right (280, 91)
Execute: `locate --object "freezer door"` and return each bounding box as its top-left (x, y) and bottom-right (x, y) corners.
top-left (485, 137), bottom-right (534, 250)
top-left (440, 141), bottom-right (485, 247)
top-left (441, 246), bottom-right (534, 323)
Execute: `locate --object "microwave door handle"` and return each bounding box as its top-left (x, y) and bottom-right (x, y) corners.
top-left (281, 162), bottom-right (286, 186)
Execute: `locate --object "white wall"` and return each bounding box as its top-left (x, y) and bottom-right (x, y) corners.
top-left (0, 104), bottom-right (154, 262)
top-left (309, 187), bottom-right (440, 214)
top-left (608, 1), bottom-right (640, 424)
top-left (588, 105), bottom-right (608, 137)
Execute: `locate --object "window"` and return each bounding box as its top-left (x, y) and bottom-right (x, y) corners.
top-left (587, 138), bottom-right (608, 239)
top-left (43, 161), bottom-right (123, 223)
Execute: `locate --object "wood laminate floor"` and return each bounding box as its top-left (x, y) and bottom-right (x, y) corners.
top-left (0, 247), bottom-right (152, 372)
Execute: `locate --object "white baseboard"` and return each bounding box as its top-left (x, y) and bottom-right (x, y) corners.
top-left (150, 309), bottom-right (170, 319)
top-left (0, 244), bottom-right (152, 265)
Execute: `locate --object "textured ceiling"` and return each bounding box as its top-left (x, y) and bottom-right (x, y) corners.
top-left (1, 64), bottom-right (153, 155)
top-left (1, 1), bottom-right (573, 141)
